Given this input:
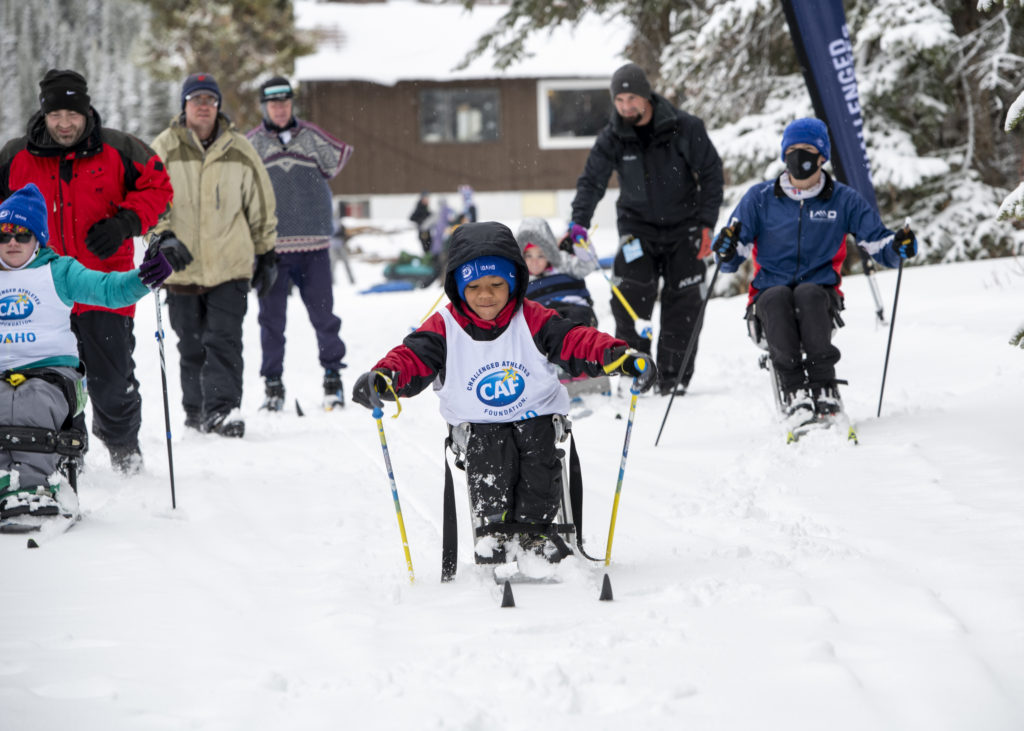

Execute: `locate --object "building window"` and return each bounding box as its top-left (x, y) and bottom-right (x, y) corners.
top-left (419, 88), bottom-right (500, 143)
top-left (537, 79), bottom-right (612, 150)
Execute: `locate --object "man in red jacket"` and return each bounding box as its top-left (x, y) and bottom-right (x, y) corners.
top-left (0, 69), bottom-right (175, 474)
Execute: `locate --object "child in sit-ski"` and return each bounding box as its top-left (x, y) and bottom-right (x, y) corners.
top-left (352, 221), bottom-right (656, 563)
top-left (516, 217), bottom-right (599, 327)
top-left (0, 183), bottom-right (174, 524)
top-left (516, 217), bottom-right (611, 408)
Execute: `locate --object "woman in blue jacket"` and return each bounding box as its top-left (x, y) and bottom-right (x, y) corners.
top-left (713, 118), bottom-right (917, 424)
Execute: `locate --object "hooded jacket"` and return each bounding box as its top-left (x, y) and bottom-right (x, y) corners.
top-left (150, 112), bottom-right (277, 289)
top-left (372, 221), bottom-right (625, 398)
top-left (0, 109), bottom-right (173, 317)
top-left (570, 93), bottom-right (724, 242)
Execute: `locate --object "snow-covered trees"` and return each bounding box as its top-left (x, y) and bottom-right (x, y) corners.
top-left (465, 0), bottom-right (1024, 263)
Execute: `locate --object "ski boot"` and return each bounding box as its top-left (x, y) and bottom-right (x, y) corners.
top-left (202, 409), bottom-right (245, 438)
top-left (323, 368), bottom-right (345, 411)
top-left (782, 388), bottom-right (816, 430)
top-left (108, 442), bottom-right (143, 476)
top-left (261, 377), bottom-right (285, 412)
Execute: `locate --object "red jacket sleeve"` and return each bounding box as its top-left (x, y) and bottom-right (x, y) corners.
top-left (522, 299), bottom-right (626, 377)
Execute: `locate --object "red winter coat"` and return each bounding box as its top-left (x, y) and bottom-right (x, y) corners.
top-left (0, 110), bottom-right (173, 316)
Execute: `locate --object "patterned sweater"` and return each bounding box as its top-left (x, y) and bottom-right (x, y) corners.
top-left (247, 118), bottom-right (353, 254)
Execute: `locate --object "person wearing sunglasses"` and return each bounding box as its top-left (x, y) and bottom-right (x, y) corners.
top-left (0, 183), bottom-right (173, 524)
top-left (0, 69), bottom-right (175, 476)
top-left (149, 73), bottom-right (278, 438)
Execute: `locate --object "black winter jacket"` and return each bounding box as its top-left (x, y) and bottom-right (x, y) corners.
top-left (570, 93), bottom-right (724, 242)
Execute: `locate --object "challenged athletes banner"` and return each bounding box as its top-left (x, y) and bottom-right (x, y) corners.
top-left (781, 0), bottom-right (879, 212)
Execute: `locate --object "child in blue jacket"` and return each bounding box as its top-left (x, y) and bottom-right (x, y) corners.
top-left (713, 118), bottom-right (917, 424)
top-left (0, 183), bottom-right (173, 523)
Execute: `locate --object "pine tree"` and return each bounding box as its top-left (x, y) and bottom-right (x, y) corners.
top-left (141, 0), bottom-right (313, 131)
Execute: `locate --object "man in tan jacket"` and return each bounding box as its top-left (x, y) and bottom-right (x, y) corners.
top-left (150, 73), bottom-right (277, 438)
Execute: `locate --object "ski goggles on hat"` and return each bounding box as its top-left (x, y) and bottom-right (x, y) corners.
top-left (0, 224), bottom-right (33, 244)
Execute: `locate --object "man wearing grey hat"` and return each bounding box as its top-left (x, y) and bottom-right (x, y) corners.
top-left (566, 62), bottom-right (724, 396)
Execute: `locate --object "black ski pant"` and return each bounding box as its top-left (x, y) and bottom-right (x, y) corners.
top-left (611, 229), bottom-right (706, 389)
top-left (463, 416), bottom-right (562, 525)
top-left (753, 283), bottom-right (841, 393)
top-left (70, 310), bottom-right (141, 450)
top-left (167, 280), bottom-right (248, 422)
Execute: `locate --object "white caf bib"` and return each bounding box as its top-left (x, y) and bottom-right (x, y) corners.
top-left (436, 306), bottom-right (570, 424)
top-left (0, 266), bottom-right (77, 371)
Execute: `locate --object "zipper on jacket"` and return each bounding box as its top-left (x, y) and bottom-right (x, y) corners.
top-left (56, 155), bottom-right (74, 256)
top-left (795, 200), bottom-right (804, 282)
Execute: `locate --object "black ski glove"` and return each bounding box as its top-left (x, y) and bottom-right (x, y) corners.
top-left (606, 346), bottom-right (658, 393)
top-left (352, 369), bottom-right (396, 410)
top-left (150, 231), bottom-right (193, 272)
top-left (251, 251), bottom-right (279, 298)
top-left (891, 227), bottom-right (917, 259)
top-left (712, 220), bottom-right (742, 263)
top-left (85, 210), bottom-right (139, 260)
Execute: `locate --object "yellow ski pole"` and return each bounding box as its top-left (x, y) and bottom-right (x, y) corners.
top-left (369, 377), bottom-right (413, 582)
top-left (574, 229), bottom-right (653, 340)
top-left (600, 355), bottom-right (647, 566)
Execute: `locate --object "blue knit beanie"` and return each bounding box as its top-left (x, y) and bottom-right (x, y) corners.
top-left (781, 118), bottom-right (830, 162)
top-left (0, 183), bottom-right (49, 246)
top-left (181, 73), bottom-right (221, 110)
top-left (456, 255), bottom-right (517, 300)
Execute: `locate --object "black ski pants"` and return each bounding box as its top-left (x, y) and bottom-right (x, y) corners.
top-left (754, 283), bottom-right (841, 393)
top-left (167, 280), bottom-right (248, 422)
top-left (70, 310), bottom-right (141, 449)
top-left (611, 229), bottom-right (706, 388)
top-left (463, 416), bottom-right (562, 524)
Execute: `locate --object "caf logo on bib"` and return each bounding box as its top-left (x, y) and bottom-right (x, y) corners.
top-left (0, 293), bottom-right (34, 320)
top-left (476, 367), bottom-right (526, 407)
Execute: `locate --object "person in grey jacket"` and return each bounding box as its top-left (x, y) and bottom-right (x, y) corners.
top-left (247, 77), bottom-right (354, 412)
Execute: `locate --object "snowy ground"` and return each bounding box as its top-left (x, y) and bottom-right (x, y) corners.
top-left (2, 224), bottom-right (1023, 731)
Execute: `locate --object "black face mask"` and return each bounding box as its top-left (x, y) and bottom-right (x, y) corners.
top-left (785, 148), bottom-right (821, 180)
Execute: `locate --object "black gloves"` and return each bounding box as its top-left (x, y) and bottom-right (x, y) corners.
top-left (85, 210), bottom-right (139, 260)
top-left (352, 369), bottom-right (396, 410)
top-left (606, 347), bottom-right (659, 393)
top-left (150, 231), bottom-right (193, 272)
top-left (251, 251), bottom-right (278, 298)
top-left (712, 220), bottom-right (742, 263)
top-left (891, 227), bottom-right (917, 259)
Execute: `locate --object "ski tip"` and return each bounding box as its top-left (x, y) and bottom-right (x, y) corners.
top-left (500, 580), bottom-right (515, 608)
top-left (26, 538), bottom-right (39, 549)
top-left (295, 399), bottom-right (305, 417)
top-left (599, 573), bottom-right (614, 602)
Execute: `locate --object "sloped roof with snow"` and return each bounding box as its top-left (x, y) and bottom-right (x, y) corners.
top-left (294, 0), bottom-right (631, 85)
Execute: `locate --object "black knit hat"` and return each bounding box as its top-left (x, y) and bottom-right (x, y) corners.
top-left (39, 69), bottom-right (91, 116)
top-left (610, 63), bottom-right (652, 99)
top-left (260, 77), bottom-right (294, 102)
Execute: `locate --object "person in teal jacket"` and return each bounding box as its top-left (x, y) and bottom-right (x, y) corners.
top-left (0, 183), bottom-right (173, 523)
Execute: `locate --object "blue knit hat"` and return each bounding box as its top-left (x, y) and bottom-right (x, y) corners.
top-left (781, 118), bottom-right (830, 162)
top-left (0, 183), bottom-right (49, 246)
top-left (456, 255), bottom-right (517, 300)
top-left (181, 73), bottom-right (221, 110)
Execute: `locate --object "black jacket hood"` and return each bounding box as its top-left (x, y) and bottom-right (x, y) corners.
top-left (444, 221), bottom-right (529, 316)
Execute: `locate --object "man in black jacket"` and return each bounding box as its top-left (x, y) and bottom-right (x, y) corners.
top-left (567, 63), bottom-right (723, 395)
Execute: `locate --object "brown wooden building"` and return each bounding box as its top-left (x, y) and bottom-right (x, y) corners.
top-left (294, 1), bottom-right (631, 211)
top-left (303, 77), bottom-right (604, 197)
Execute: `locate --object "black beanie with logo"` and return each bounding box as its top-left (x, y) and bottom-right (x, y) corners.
top-left (39, 69), bottom-right (91, 116)
top-left (610, 63), bottom-right (652, 99)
